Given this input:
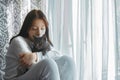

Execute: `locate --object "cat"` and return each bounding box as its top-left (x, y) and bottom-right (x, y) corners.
top-left (32, 35), bottom-right (51, 55)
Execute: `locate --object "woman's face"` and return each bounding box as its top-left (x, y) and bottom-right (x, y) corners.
top-left (28, 19), bottom-right (46, 41)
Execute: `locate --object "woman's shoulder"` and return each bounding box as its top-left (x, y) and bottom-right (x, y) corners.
top-left (9, 36), bottom-right (31, 53)
top-left (12, 36), bottom-right (25, 42)
top-left (10, 36), bottom-right (28, 45)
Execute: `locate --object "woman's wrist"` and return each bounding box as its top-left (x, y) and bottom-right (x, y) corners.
top-left (33, 53), bottom-right (38, 62)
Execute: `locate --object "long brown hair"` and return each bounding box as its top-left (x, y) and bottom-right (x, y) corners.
top-left (10, 9), bottom-right (53, 46)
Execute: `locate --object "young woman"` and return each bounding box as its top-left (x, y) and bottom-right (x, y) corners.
top-left (4, 9), bottom-right (76, 80)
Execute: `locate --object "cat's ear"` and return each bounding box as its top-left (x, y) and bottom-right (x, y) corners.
top-left (43, 34), bottom-right (47, 40)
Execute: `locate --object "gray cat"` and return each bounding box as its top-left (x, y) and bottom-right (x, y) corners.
top-left (32, 35), bottom-right (51, 55)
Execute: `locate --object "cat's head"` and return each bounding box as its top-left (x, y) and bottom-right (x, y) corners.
top-left (33, 35), bottom-right (47, 50)
top-left (32, 35), bottom-right (51, 55)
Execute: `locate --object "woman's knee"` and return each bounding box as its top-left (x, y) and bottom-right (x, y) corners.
top-left (38, 58), bottom-right (58, 71)
top-left (42, 58), bottom-right (57, 65)
top-left (19, 59), bottom-right (60, 80)
top-left (59, 56), bottom-right (76, 73)
top-left (60, 56), bottom-right (75, 66)
top-left (39, 58), bottom-right (60, 79)
top-left (57, 56), bottom-right (76, 80)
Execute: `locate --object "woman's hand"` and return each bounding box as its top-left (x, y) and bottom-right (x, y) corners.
top-left (19, 53), bottom-right (37, 67)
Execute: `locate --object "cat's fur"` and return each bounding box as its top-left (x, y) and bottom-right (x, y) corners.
top-left (32, 35), bottom-right (51, 55)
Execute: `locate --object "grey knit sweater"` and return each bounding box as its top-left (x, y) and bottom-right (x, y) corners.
top-left (4, 36), bottom-right (61, 80)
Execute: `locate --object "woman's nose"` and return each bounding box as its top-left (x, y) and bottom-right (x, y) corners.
top-left (36, 29), bottom-right (41, 36)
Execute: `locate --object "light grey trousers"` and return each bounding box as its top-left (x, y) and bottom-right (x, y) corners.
top-left (17, 56), bottom-right (76, 80)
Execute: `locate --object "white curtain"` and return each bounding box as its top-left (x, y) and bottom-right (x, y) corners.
top-left (73, 0), bottom-right (116, 80)
top-left (42, 0), bottom-right (117, 80)
top-left (47, 0), bottom-right (74, 57)
top-left (115, 0), bottom-right (120, 79)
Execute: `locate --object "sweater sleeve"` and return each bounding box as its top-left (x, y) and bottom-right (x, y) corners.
top-left (10, 36), bottom-right (61, 62)
top-left (10, 36), bottom-right (44, 61)
top-left (4, 36), bottom-right (34, 79)
top-left (35, 52), bottom-right (43, 62)
top-left (10, 36), bottom-right (32, 55)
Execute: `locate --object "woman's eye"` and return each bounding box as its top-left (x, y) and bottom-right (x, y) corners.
top-left (32, 27), bottom-right (37, 30)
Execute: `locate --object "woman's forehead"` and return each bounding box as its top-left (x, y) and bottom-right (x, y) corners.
top-left (32, 19), bottom-right (45, 26)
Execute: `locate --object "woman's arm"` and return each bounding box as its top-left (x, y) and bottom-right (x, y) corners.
top-left (10, 36), bottom-right (38, 67)
top-left (19, 53), bottom-right (37, 67)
